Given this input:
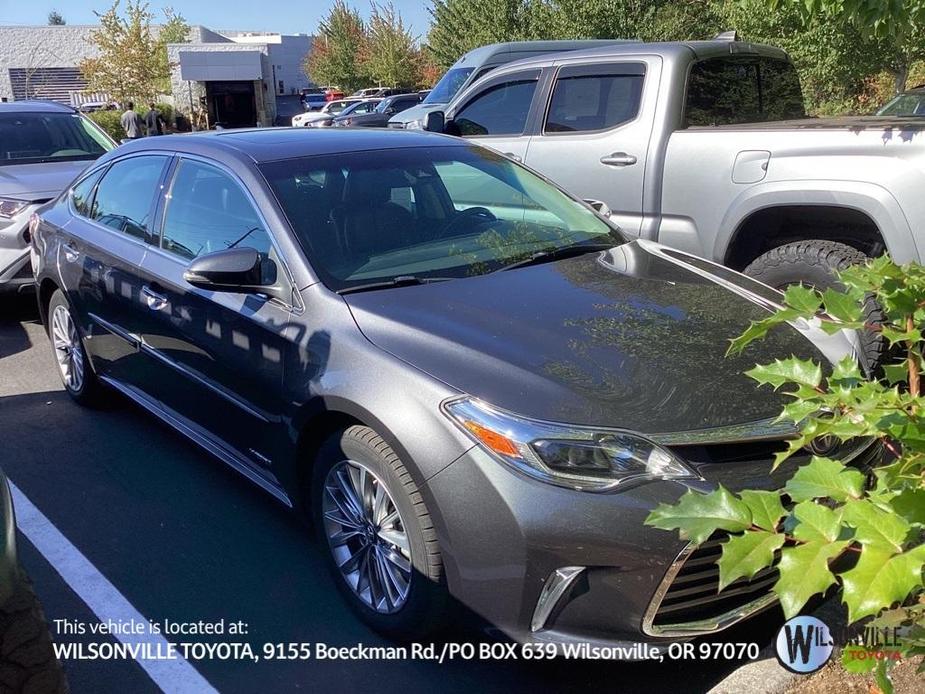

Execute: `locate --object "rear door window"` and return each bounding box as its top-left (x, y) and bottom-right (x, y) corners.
top-left (90, 155), bottom-right (168, 241)
top-left (545, 63), bottom-right (645, 133)
top-left (452, 71), bottom-right (540, 136)
top-left (685, 56), bottom-right (805, 126)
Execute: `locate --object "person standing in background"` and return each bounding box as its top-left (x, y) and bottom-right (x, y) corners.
top-left (144, 103), bottom-right (165, 136)
top-left (120, 102), bottom-right (145, 140)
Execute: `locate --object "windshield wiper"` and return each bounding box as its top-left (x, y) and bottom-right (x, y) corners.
top-left (336, 275), bottom-right (453, 295)
top-left (494, 242), bottom-right (615, 273)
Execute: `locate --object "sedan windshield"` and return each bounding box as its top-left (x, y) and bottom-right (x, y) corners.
top-left (0, 112), bottom-right (112, 165)
top-left (261, 146), bottom-right (624, 291)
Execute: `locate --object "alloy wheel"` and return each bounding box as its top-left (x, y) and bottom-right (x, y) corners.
top-left (51, 304), bottom-right (84, 392)
top-left (322, 460), bottom-right (412, 614)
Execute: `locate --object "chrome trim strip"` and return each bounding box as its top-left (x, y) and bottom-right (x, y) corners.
top-left (531, 566), bottom-right (585, 633)
top-left (87, 311), bottom-right (140, 349)
top-left (641, 541), bottom-right (777, 638)
top-left (650, 418), bottom-right (798, 446)
top-left (100, 375), bottom-right (292, 508)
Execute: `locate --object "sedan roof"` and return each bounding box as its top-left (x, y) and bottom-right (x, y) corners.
top-left (0, 100), bottom-right (77, 113)
top-left (112, 128), bottom-right (462, 164)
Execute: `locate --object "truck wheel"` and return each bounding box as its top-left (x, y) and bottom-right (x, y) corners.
top-left (743, 240), bottom-right (888, 373)
top-left (0, 570), bottom-right (69, 694)
top-left (311, 425), bottom-right (449, 640)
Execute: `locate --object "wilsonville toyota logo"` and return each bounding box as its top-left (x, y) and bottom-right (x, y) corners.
top-left (775, 616), bottom-right (835, 673)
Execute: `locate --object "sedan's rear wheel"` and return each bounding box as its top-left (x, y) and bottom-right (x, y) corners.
top-left (312, 426), bottom-right (449, 638)
top-left (47, 290), bottom-right (103, 406)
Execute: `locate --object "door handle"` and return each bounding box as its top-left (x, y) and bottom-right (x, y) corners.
top-left (502, 152), bottom-right (522, 162)
top-left (600, 152), bottom-right (637, 167)
top-left (63, 242), bottom-right (79, 263)
top-left (142, 285), bottom-right (168, 311)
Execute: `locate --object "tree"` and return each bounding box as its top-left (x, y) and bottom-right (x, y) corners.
top-left (425, 0), bottom-right (535, 70)
top-left (79, 0), bottom-right (163, 103)
top-left (47, 10), bottom-right (66, 25)
top-left (304, 0), bottom-right (368, 90)
top-left (154, 7), bottom-right (189, 94)
top-left (769, 0), bottom-right (925, 94)
top-left (360, 2), bottom-right (420, 87)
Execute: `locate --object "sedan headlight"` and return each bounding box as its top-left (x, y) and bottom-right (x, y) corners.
top-left (0, 197), bottom-right (30, 218)
top-left (403, 119), bottom-right (422, 130)
top-left (443, 397), bottom-right (699, 492)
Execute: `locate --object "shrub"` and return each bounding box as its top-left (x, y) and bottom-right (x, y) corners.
top-left (86, 110), bottom-right (123, 141)
top-left (645, 256), bottom-right (925, 693)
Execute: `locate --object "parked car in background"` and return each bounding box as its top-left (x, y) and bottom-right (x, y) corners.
top-left (352, 87), bottom-right (411, 99)
top-left (389, 40), bottom-right (632, 130)
top-left (307, 98), bottom-right (380, 128)
top-left (0, 467), bottom-right (69, 693)
top-left (0, 101), bottom-right (115, 294)
top-left (335, 93), bottom-right (421, 127)
top-left (425, 38), bottom-right (925, 370)
top-left (300, 88), bottom-right (327, 111)
top-left (31, 127), bottom-right (872, 646)
top-left (325, 89), bottom-right (345, 102)
top-left (877, 86), bottom-right (925, 116)
top-left (76, 100), bottom-right (118, 113)
top-left (292, 99), bottom-right (359, 127)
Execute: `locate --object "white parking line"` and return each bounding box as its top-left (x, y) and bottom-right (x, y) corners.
top-left (9, 481), bottom-right (219, 694)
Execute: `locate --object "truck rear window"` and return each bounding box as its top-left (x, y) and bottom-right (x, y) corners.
top-left (684, 56), bottom-right (805, 127)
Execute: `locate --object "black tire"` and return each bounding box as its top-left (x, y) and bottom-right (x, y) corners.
top-left (311, 426), bottom-right (449, 639)
top-left (0, 570), bottom-right (69, 694)
top-left (743, 240), bottom-right (888, 374)
top-left (46, 290), bottom-right (105, 406)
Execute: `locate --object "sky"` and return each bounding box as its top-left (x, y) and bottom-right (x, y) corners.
top-left (0, 0), bottom-right (434, 37)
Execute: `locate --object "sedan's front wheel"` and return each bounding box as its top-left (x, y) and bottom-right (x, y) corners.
top-left (312, 426), bottom-right (449, 639)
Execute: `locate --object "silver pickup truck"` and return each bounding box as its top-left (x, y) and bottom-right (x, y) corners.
top-left (425, 39), bottom-right (925, 300)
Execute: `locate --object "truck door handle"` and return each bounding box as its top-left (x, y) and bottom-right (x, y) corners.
top-left (503, 152), bottom-right (522, 162)
top-left (63, 242), bottom-right (79, 263)
top-left (141, 285), bottom-right (168, 311)
top-left (600, 152), bottom-right (637, 167)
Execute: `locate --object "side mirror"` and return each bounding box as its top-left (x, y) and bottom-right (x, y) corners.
top-left (584, 199), bottom-right (612, 218)
top-left (423, 111), bottom-right (445, 133)
top-left (183, 247), bottom-right (279, 296)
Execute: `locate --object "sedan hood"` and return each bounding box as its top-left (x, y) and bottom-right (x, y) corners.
top-left (345, 241), bottom-right (853, 435)
top-left (0, 160), bottom-right (93, 201)
top-left (387, 103), bottom-right (442, 127)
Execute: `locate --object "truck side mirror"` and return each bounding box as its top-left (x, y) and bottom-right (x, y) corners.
top-left (423, 111), bottom-right (445, 133)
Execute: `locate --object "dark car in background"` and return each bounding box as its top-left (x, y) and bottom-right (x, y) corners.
top-left (31, 128), bottom-right (874, 647)
top-left (333, 93), bottom-right (422, 127)
top-left (0, 101), bottom-right (114, 293)
top-left (300, 88), bottom-right (328, 111)
top-left (877, 86), bottom-right (925, 116)
top-left (305, 98), bottom-right (380, 128)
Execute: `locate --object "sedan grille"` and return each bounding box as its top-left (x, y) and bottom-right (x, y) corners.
top-left (643, 533), bottom-right (779, 637)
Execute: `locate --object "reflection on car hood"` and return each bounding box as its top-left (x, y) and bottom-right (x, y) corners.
top-left (345, 240), bottom-right (855, 434)
top-left (0, 160), bottom-right (93, 201)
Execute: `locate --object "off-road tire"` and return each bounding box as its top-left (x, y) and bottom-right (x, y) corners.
top-left (743, 240), bottom-right (888, 374)
top-left (311, 425), bottom-right (449, 640)
top-left (0, 571), bottom-right (69, 694)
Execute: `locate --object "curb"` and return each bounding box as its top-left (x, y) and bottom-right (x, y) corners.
top-left (707, 598), bottom-right (846, 694)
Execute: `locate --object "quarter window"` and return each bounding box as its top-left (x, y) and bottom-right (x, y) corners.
top-left (71, 168), bottom-right (105, 218)
top-left (453, 77), bottom-right (538, 136)
top-left (161, 159), bottom-right (272, 261)
top-left (90, 156), bottom-right (168, 241)
top-left (545, 65), bottom-right (645, 133)
top-left (685, 57), bottom-right (805, 127)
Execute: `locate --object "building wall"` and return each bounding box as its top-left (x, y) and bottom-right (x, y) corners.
top-left (167, 42), bottom-right (277, 127)
top-left (220, 31), bottom-right (313, 95)
top-left (0, 25), bottom-right (98, 102)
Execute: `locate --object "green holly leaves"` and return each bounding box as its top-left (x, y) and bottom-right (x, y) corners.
top-left (646, 255), bottom-right (925, 649)
top-left (646, 486), bottom-right (751, 545)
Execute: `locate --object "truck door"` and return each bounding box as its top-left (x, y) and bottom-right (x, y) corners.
top-left (447, 68), bottom-right (542, 163)
top-left (523, 58), bottom-right (660, 237)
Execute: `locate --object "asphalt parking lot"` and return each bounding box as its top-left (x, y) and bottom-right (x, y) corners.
top-left (0, 293), bottom-right (780, 693)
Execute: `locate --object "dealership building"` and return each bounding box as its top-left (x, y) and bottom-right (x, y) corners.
top-left (0, 24), bottom-right (313, 127)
